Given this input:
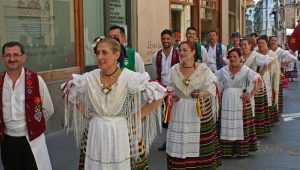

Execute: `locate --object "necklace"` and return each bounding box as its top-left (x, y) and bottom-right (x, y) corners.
top-left (102, 67), bottom-right (119, 76)
top-left (100, 67), bottom-right (119, 94)
top-left (182, 77), bottom-right (191, 86)
top-left (101, 84), bottom-right (112, 94)
top-left (181, 64), bottom-right (195, 68)
top-left (229, 66), bottom-right (241, 80)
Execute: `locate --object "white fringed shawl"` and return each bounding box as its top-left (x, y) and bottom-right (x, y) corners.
top-left (62, 68), bottom-right (166, 163)
top-left (168, 63), bottom-right (219, 121)
top-left (268, 50), bottom-right (281, 108)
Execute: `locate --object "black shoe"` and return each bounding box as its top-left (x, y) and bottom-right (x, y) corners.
top-left (158, 142), bottom-right (166, 151)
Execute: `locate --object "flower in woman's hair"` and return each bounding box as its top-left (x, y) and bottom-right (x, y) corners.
top-left (182, 78), bottom-right (191, 86)
top-left (92, 36), bottom-right (105, 53)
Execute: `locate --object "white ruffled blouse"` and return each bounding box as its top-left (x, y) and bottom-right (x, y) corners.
top-left (62, 68), bottom-right (166, 170)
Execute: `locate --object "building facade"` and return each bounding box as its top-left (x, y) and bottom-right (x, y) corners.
top-left (271, 0), bottom-right (300, 45)
top-left (254, 0), bottom-right (275, 36)
top-left (246, 0), bottom-right (256, 36)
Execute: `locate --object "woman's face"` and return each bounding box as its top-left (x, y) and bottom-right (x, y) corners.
top-left (257, 39), bottom-right (268, 52)
top-left (240, 40), bottom-right (251, 54)
top-left (228, 51), bottom-right (242, 67)
top-left (179, 43), bottom-right (195, 63)
top-left (269, 37), bottom-right (278, 49)
top-left (96, 42), bottom-right (120, 70)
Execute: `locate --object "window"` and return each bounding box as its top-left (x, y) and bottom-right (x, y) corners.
top-left (83, 0), bottom-right (129, 71)
top-left (200, 0), bottom-right (220, 43)
top-left (0, 0), bottom-right (76, 72)
top-left (83, 0), bottom-right (105, 68)
top-left (171, 4), bottom-right (191, 41)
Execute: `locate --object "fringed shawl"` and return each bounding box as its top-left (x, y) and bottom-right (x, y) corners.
top-left (268, 50), bottom-right (281, 108)
top-left (168, 63), bottom-right (219, 121)
top-left (62, 68), bottom-right (166, 162)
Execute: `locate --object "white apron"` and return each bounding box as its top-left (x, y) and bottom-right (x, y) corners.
top-left (27, 133), bottom-right (52, 170)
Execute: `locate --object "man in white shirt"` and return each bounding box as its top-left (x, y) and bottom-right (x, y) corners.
top-left (152, 29), bottom-right (180, 85)
top-left (204, 30), bottom-right (227, 72)
top-left (152, 29), bottom-right (180, 151)
top-left (185, 27), bottom-right (209, 63)
top-left (0, 41), bottom-right (54, 170)
top-left (108, 25), bottom-right (145, 73)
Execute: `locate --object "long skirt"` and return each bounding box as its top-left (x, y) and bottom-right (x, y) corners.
top-left (286, 61), bottom-right (298, 79)
top-left (269, 102), bottom-right (279, 125)
top-left (167, 98), bottom-right (221, 170)
top-left (220, 101), bottom-right (258, 157)
top-left (78, 129), bottom-right (148, 170)
top-left (254, 86), bottom-right (272, 137)
top-left (278, 74), bottom-right (284, 114)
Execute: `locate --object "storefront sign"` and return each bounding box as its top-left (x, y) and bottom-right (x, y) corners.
top-left (109, 0), bottom-right (126, 25)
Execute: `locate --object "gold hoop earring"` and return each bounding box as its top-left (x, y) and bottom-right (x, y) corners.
top-left (115, 60), bottom-right (118, 64)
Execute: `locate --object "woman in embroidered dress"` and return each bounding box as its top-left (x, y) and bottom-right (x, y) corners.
top-left (216, 48), bottom-right (262, 157)
top-left (269, 36), bottom-right (297, 114)
top-left (284, 43), bottom-right (298, 82)
top-left (62, 37), bottom-right (166, 170)
top-left (240, 39), bottom-right (274, 137)
top-left (166, 41), bottom-right (221, 169)
top-left (256, 36), bottom-right (281, 124)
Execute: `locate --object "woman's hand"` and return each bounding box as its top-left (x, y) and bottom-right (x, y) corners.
top-left (191, 89), bottom-right (200, 98)
top-left (241, 92), bottom-right (251, 102)
top-left (191, 89), bottom-right (210, 98)
top-left (168, 92), bottom-right (179, 104)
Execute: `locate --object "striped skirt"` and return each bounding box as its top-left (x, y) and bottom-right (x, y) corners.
top-left (254, 86), bottom-right (272, 137)
top-left (269, 102), bottom-right (279, 125)
top-left (278, 74), bottom-right (284, 114)
top-left (167, 98), bottom-right (221, 170)
top-left (78, 129), bottom-right (148, 170)
top-left (220, 101), bottom-right (258, 157)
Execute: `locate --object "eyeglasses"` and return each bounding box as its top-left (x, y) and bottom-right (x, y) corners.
top-left (2, 53), bottom-right (23, 58)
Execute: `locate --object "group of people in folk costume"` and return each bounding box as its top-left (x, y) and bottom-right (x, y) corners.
top-left (149, 28), bottom-right (297, 170)
top-left (0, 21), bottom-right (298, 170)
top-left (60, 25), bottom-right (298, 170)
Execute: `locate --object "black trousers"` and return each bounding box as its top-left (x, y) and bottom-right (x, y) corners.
top-left (1, 135), bottom-right (38, 170)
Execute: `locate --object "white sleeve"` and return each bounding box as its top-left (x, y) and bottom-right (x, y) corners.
top-left (134, 52), bottom-right (146, 73)
top-left (127, 72), bottom-right (150, 94)
top-left (221, 44), bottom-right (229, 65)
top-left (203, 70), bottom-right (217, 96)
top-left (285, 50), bottom-right (297, 60)
top-left (142, 82), bottom-right (167, 103)
top-left (201, 46), bottom-right (209, 63)
top-left (61, 72), bottom-right (89, 103)
top-left (38, 76), bottom-right (54, 121)
top-left (255, 55), bottom-right (274, 66)
top-left (215, 70), bottom-right (224, 92)
top-left (127, 72), bottom-right (166, 103)
top-left (221, 44), bottom-right (227, 58)
top-left (152, 52), bottom-right (158, 79)
top-left (165, 67), bottom-right (175, 92)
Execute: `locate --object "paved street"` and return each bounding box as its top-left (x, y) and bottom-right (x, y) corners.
top-left (1, 65), bottom-right (300, 170)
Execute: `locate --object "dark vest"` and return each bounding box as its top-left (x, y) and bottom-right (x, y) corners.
top-left (205, 43), bottom-right (224, 70)
top-left (156, 48), bottom-right (180, 83)
top-left (0, 69), bottom-right (45, 141)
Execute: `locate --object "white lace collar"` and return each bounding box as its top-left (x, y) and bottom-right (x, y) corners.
top-left (171, 63), bottom-right (210, 96)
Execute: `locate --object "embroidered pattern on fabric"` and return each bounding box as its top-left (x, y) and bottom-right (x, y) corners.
top-left (26, 70), bottom-right (43, 122)
top-left (34, 97), bottom-right (42, 122)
